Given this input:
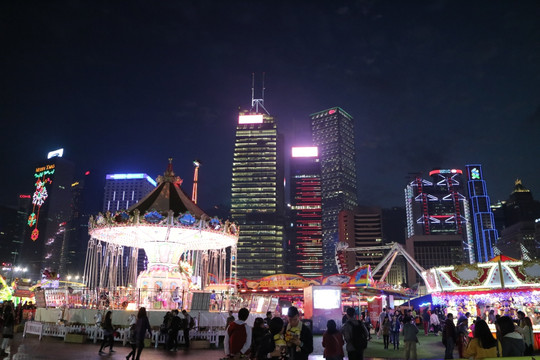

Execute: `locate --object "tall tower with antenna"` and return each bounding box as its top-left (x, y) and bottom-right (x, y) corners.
top-left (230, 74), bottom-right (285, 279)
top-left (251, 72), bottom-right (269, 115)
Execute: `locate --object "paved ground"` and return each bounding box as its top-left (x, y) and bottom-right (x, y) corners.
top-left (4, 332), bottom-right (497, 360)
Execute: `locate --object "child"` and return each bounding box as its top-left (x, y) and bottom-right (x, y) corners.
top-left (126, 315), bottom-right (137, 360)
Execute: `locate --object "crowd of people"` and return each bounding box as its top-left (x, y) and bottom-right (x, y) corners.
top-left (441, 310), bottom-right (534, 359)
top-left (224, 306), bottom-right (315, 360)
top-left (223, 306), bottom-right (379, 360)
top-left (221, 304), bottom-right (536, 360)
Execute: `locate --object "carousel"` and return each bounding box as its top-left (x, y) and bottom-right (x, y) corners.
top-left (83, 159), bottom-right (239, 310)
top-left (422, 255), bottom-right (540, 348)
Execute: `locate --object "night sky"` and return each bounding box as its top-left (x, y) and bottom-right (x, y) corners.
top-left (2, 1), bottom-right (540, 212)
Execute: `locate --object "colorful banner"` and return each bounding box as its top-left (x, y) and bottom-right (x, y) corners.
top-left (350, 265), bottom-right (372, 287)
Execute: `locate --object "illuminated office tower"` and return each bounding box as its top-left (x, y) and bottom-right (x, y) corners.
top-left (465, 164), bottom-right (498, 262)
top-left (231, 110), bottom-right (284, 278)
top-left (103, 173), bottom-right (157, 213)
top-left (404, 169), bottom-right (474, 284)
top-left (20, 149), bottom-right (75, 279)
top-left (290, 146), bottom-right (322, 278)
top-left (103, 173), bottom-right (157, 273)
top-left (338, 206), bottom-right (383, 278)
top-left (310, 107), bottom-right (358, 275)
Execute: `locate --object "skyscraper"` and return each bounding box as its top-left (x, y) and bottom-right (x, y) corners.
top-left (103, 173), bottom-right (157, 213)
top-left (494, 180), bottom-right (540, 259)
top-left (231, 110), bottom-right (284, 278)
top-left (310, 107), bottom-right (358, 275)
top-left (289, 146), bottom-right (322, 278)
top-left (465, 164), bottom-right (498, 262)
top-left (20, 151), bottom-right (75, 279)
top-left (102, 173), bottom-right (157, 273)
top-left (404, 169), bottom-right (473, 284)
top-left (338, 206), bottom-right (383, 278)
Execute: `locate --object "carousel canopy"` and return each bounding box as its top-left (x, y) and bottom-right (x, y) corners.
top-left (128, 158), bottom-right (207, 218)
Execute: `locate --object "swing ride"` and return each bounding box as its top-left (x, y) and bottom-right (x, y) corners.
top-left (83, 159), bottom-right (238, 310)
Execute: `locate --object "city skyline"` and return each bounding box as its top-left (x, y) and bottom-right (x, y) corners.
top-left (2, 1), bottom-right (540, 212)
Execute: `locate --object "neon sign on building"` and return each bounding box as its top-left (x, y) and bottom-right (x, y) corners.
top-left (28, 163), bottom-right (56, 241)
top-left (238, 114), bottom-right (264, 124)
top-left (291, 147), bottom-right (318, 158)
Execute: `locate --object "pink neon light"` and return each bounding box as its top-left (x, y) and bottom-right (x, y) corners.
top-left (239, 114), bottom-right (263, 124)
top-left (328, 109), bottom-right (336, 114)
top-left (429, 169), bottom-right (463, 176)
top-left (19, 194), bottom-right (31, 199)
top-left (292, 147), bottom-right (318, 158)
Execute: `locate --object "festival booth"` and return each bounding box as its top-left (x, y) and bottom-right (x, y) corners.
top-left (233, 267), bottom-right (412, 333)
top-left (423, 255), bottom-right (540, 349)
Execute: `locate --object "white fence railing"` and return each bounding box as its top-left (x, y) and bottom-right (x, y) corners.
top-left (23, 321), bottom-right (222, 348)
top-left (23, 322), bottom-right (130, 345)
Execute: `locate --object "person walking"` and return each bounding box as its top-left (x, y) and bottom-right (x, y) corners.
top-left (422, 309), bottom-right (430, 335)
top-left (225, 307), bottom-right (252, 358)
top-left (285, 306), bottom-right (313, 360)
top-left (463, 319), bottom-right (502, 359)
top-left (181, 309), bottom-right (193, 348)
top-left (264, 311), bottom-right (273, 327)
top-left (0, 302), bottom-right (14, 358)
top-left (456, 312), bottom-right (470, 358)
top-left (134, 307), bottom-right (152, 360)
top-left (167, 310), bottom-right (182, 351)
top-left (430, 310), bottom-right (440, 335)
top-left (377, 308), bottom-right (387, 339)
top-left (99, 311), bottom-right (114, 354)
top-left (250, 317), bottom-right (268, 359)
top-left (522, 317), bottom-right (534, 356)
top-left (403, 316), bottom-right (419, 360)
top-left (496, 315), bottom-right (525, 357)
top-left (322, 319), bottom-right (344, 360)
top-left (126, 315), bottom-right (137, 360)
top-left (390, 314), bottom-right (401, 350)
top-left (381, 316), bottom-right (390, 349)
top-left (442, 313), bottom-right (457, 359)
top-left (342, 307), bottom-right (368, 360)
top-left (256, 317), bottom-right (285, 360)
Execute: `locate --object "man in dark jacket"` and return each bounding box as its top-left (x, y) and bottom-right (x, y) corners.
top-left (285, 306), bottom-right (313, 360)
top-left (442, 313), bottom-right (457, 359)
top-left (342, 307), bottom-right (369, 360)
top-left (167, 310), bottom-right (182, 351)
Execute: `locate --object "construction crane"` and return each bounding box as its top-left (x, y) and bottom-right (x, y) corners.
top-left (335, 242), bottom-right (428, 285)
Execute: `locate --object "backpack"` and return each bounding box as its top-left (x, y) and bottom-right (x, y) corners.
top-left (350, 321), bottom-right (368, 350)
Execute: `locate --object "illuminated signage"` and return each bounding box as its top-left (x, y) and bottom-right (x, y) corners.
top-left (238, 114), bottom-right (263, 124)
top-left (313, 288), bottom-right (341, 309)
top-left (291, 147), bottom-right (318, 158)
top-left (47, 148), bottom-right (64, 159)
top-left (29, 164), bottom-right (56, 241)
top-left (106, 173), bottom-right (157, 186)
top-left (328, 109), bottom-right (337, 115)
top-left (471, 167), bottom-right (481, 180)
top-left (19, 194), bottom-right (31, 199)
top-left (429, 169), bottom-right (463, 176)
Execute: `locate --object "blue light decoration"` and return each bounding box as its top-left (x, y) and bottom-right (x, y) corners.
top-left (106, 173), bottom-right (157, 187)
top-left (465, 164), bottom-right (499, 262)
top-left (144, 210), bottom-right (163, 224)
top-left (179, 213), bottom-right (196, 225)
top-left (210, 218), bottom-right (221, 230)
